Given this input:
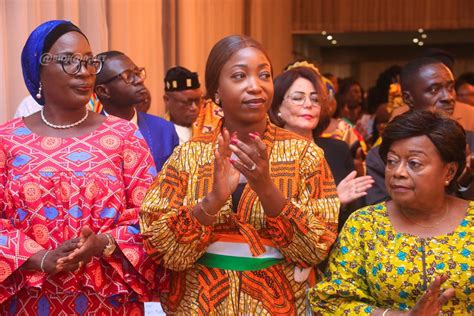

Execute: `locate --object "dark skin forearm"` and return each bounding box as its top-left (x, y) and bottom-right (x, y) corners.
top-left (192, 192), bottom-right (227, 226)
top-left (22, 249), bottom-right (48, 271)
top-left (228, 133), bottom-right (287, 217)
top-left (22, 237), bottom-right (81, 273)
top-left (192, 129), bottom-right (240, 226)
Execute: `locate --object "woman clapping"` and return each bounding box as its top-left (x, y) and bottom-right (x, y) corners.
top-left (140, 35), bottom-right (340, 315)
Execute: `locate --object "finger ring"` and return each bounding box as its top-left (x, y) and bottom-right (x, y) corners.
top-left (248, 163), bottom-right (256, 171)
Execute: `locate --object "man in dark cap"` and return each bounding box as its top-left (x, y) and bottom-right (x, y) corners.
top-left (163, 66), bottom-right (203, 143)
top-left (94, 50), bottom-right (179, 170)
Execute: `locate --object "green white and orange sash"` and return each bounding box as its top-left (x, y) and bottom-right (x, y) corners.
top-left (197, 233), bottom-right (284, 271)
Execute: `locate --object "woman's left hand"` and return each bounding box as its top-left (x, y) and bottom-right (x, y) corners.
top-left (229, 132), bottom-right (286, 217)
top-left (228, 132), bottom-right (271, 192)
top-left (406, 275), bottom-right (455, 316)
top-left (337, 171), bottom-right (374, 205)
top-left (56, 226), bottom-right (108, 270)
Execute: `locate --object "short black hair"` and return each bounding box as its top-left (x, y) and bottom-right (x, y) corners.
top-left (335, 77), bottom-right (363, 115)
top-left (455, 72), bottom-right (474, 92)
top-left (367, 65), bottom-right (401, 114)
top-left (421, 48), bottom-right (455, 70)
top-left (95, 50), bottom-right (126, 84)
top-left (400, 57), bottom-right (442, 93)
top-left (380, 110), bottom-right (466, 187)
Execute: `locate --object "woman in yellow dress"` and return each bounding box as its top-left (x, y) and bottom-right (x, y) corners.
top-left (309, 110), bottom-right (473, 315)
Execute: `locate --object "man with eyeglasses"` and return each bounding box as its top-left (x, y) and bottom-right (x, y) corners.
top-left (94, 50), bottom-right (179, 170)
top-left (163, 66), bottom-right (204, 144)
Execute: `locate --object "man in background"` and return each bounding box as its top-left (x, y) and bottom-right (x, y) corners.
top-left (366, 57), bottom-right (474, 204)
top-left (163, 66), bottom-right (203, 144)
top-left (456, 72), bottom-right (474, 106)
top-left (95, 50), bottom-right (179, 170)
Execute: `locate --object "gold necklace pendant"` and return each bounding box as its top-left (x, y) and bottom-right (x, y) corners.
top-left (399, 202), bottom-right (449, 229)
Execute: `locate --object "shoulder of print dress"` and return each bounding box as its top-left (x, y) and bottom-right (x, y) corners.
top-left (0, 118), bottom-right (28, 137)
top-left (343, 202), bottom-right (389, 233)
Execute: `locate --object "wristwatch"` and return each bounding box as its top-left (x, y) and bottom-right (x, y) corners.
top-left (102, 233), bottom-right (116, 257)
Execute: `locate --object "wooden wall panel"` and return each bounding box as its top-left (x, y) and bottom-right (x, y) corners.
top-left (293, 0), bottom-right (474, 33)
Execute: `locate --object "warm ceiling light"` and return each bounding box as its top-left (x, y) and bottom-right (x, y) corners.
top-left (321, 31), bottom-right (327, 35)
top-left (413, 38), bottom-right (419, 43)
top-left (421, 34), bottom-right (427, 39)
top-left (418, 28), bottom-right (424, 33)
top-left (418, 41), bottom-right (424, 46)
top-left (331, 39), bottom-right (337, 44)
top-left (327, 35), bottom-right (333, 40)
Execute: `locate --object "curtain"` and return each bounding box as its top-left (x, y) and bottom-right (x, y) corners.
top-left (248, 0), bottom-right (293, 74)
top-left (163, 0), bottom-right (246, 88)
top-left (163, 0), bottom-right (293, 93)
top-left (0, 0), bottom-right (7, 123)
top-left (107, 0), bottom-right (164, 115)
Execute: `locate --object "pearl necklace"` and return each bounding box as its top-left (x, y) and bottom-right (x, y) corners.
top-left (41, 108), bottom-right (89, 129)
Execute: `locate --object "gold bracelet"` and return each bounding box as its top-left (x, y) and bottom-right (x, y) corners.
top-left (199, 202), bottom-right (219, 218)
top-left (102, 233), bottom-right (116, 257)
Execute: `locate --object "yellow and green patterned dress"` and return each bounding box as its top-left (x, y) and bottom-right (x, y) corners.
top-left (309, 202), bottom-right (474, 315)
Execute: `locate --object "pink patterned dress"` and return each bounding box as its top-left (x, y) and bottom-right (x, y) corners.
top-left (0, 116), bottom-right (157, 315)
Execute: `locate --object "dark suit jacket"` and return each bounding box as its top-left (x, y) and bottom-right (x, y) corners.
top-left (137, 112), bottom-right (179, 171)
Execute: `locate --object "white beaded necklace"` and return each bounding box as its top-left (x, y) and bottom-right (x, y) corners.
top-left (41, 108), bottom-right (89, 129)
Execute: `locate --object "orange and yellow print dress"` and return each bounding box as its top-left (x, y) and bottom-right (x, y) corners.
top-left (140, 118), bottom-right (340, 315)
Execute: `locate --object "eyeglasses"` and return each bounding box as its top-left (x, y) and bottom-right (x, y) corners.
top-left (56, 55), bottom-right (103, 75)
top-left (100, 67), bottom-right (146, 85)
top-left (285, 91), bottom-right (320, 107)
